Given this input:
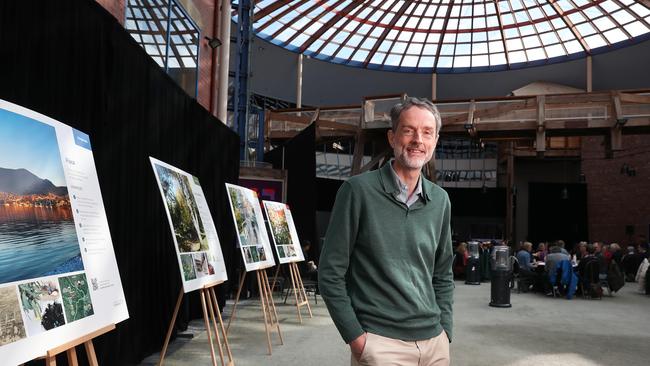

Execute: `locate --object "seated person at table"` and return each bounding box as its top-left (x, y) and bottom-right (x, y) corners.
top-left (555, 240), bottom-right (570, 256)
top-left (533, 242), bottom-right (547, 261)
top-left (575, 241), bottom-right (588, 262)
top-left (621, 246), bottom-right (643, 282)
top-left (609, 243), bottom-right (622, 266)
top-left (577, 244), bottom-right (598, 279)
top-left (545, 245), bottom-right (570, 276)
top-left (577, 244), bottom-right (601, 296)
top-left (516, 242), bottom-right (540, 291)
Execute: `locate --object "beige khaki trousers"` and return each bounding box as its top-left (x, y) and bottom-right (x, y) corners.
top-left (351, 331), bottom-right (450, 366)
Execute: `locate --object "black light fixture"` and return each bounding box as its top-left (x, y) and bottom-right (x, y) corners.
top-left (204, 36), bottom-right (222, 49)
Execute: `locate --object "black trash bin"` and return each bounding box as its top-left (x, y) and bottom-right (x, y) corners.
top-left (465, 241), bottom-right (481, 285)
top-left (489, 246), bottom-right (512, 308)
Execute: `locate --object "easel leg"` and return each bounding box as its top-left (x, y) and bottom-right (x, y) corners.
top-left (158, 288), bottom-right (184, 366)
top-left (66, 348), bottom-right (79, 366)
top-left (262, 270), bottom-right (284, 345)
top-left (210, 287), bottom-right (235, 366)
top-left (84, 340), bottom-right (99, 366)
top-left (200, 289), bottom-right (219, 366)
top-left (271, 264), bottom-right (281, 299)
top-left (293, 263), bottom-right (313, 318)
top-left (288, 263), bottom-right (303, 323)
top-left (225, 271), bottom-right (247, 336)
top-left (205, 287), bottom-right (226, 366)
top-left (256, 270), bottom-right (274, 355)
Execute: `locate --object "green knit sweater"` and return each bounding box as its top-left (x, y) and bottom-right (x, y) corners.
top-left (319, 163), bottom-right (454, 344)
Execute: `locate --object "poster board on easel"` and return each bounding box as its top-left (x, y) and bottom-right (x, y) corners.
top-left (149, 158), bottom-right (232, 366)
top-left (0, 99), bottom-right (128, 365)
top-left (149, 157), bottom-right (228, 291)
top-left (262, 201), bottom-right (305, 264)
top-left (262, 200), bottom-right (312, 323)
top-left (225, 183), bottom-right (282, 354)
top-left (225, 183), bottom-right (275, 272)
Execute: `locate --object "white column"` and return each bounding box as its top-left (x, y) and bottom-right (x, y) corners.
top-left (586, 56), bottom-right (592, 92)
top-left (217, 0), bottom-right (232, 124)
top-left (296, 53), bottom-right (303, 108)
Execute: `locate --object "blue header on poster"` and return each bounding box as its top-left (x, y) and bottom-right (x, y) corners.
top-left (73, 129), bottom-right (92, 150)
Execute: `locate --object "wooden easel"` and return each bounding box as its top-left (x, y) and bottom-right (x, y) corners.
top-left (27, 324), bottom-right (115, 366)
top-left (226, 268), bottom-right (283, 355)
top-left (271, 262), bottom-right (313, 323)
top-left (158, 281), bottom-right (234, 366)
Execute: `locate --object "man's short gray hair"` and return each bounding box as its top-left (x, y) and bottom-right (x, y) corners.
top-left (390, 97), bottom-right (442, 134)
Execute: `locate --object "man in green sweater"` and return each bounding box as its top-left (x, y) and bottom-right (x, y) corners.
top-left (319, 97), bottom-right (453, 366)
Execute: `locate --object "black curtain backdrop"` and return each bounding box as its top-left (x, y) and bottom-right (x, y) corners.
top-left (265, 124), bottom-right (318, 261)
top-left (528, 182), bottom-right (588, 251)
top-left (0, 1), bottom-right (240, 365)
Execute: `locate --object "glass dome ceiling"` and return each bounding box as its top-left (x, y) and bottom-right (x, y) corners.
top-left (245, 0), bottom-right (650, 73)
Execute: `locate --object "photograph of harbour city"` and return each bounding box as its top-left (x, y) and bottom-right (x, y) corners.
top-left (0, 108), bottom-right (83, 285)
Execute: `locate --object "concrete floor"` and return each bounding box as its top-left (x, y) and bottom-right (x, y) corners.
top-left (140, 281), bottom-right (650, 365)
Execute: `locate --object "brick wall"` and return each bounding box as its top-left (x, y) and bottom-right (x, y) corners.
top-left (581, 135), bottom-right (650, 245)
top-left (193, 0), bottom-right (218, 114)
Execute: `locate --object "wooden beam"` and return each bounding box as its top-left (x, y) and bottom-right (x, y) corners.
top-left (253, 1), bottom-right (287, 22)
top-left (433, 0), bottom-right (456, 71)
top-left (267, 113), bottom-right (312, 124)
top-left (619, 92), bottom-right (650, 104)
top-left (443, 99), bottom-right (535, 124)
top-left (359, 149), bottom-right (392, 174)
top-left (492, 0), bottom-right (511, 67)
top-left (299, 1), bottom-right (363, 53)
top-left (466, 100), bottom-right (477, 138)
top-left (548, 0), bottom-right (590, 54)
top-left (256, 0), bottom-right (309, 34)
top-left (610, 126), bottom-right (623, 151)
top-left (612, 92), bottom-right (624, 122)
top-left (362, 0), bottom-right (412, 67)
top-left (351, 131), bottom-right (365, 176)
top-left (284, 0), bottom-right (345, 47)
top-left (316, 119), bottom-right (360, 132)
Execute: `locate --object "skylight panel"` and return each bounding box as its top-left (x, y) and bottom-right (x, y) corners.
top-left (490, 53), bottom-right (507, 65)
top-left (454, 55), bottom-right (471, 67)
top-left (472, 54), bottom-right (490, 66)
top-left (603, 28), bottom-right (628, 43)
top-left (545, 44), bottom-right (566, 57)
top-left (594, 17), bottom-right (617, 31)
top-left (489, 40), bottom-right (505, 52)
top-left (611, 10), bottom-right (634, 24)
top-left (526, 47), bottom-right (546, 61)
top-left (402, 55), bottom-right (420, 67)
top-left (624, 21), bottom-right (649, 37)
top-left (630, 4), bottom-right (650, 17)
top-left (584, 34), bottom-right (607, 48)
top-left (600, 1), bottom-right (621, 13)
top-left (522, 35), bottom-right (542, 47)
top-left (509, 50), bottom-right (527, 63)
top-left (473, 42), bottom-right (489, 54)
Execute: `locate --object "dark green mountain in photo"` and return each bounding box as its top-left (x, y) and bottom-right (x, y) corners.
top-left (0, 167), bottom-right (67, 196)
